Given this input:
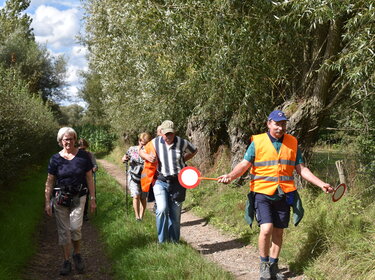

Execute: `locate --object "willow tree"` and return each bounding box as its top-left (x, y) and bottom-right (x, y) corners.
top-left (276, 0), bottom-right (374, 155)
top-left (81, 0), bottom-right (374, 168)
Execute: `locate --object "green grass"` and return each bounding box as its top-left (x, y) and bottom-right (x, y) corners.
top-left (182, 146), bottom-right (375, 280)
top-left (0, 165), bottom-right (46, 280)
top-left (101, 144), bottom-right (375, 279)
top-left (92, 167), bottom-right (234, 280)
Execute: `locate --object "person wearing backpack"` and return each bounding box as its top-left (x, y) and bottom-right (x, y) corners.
top-left (122, 132), bottom-right (152, 221)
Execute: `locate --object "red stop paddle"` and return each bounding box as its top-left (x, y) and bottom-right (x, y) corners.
top-left (178, 166), bottom-right (218, 189)
top-left (332, 183), bottom-right (347, 202)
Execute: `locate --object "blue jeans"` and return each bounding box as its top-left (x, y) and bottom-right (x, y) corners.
top-left (153, 180), bottom-right (183, 243)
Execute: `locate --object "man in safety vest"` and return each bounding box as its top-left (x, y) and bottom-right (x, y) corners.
top-left (218, 110), bottom-right (333, 280)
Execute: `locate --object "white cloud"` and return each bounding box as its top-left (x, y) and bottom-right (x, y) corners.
top-left (70, 45), bottom-right (88, 68)
top-left (31, 5), bottom-right (81, 49)
top-left (66, 65), bottom-right (80, 84)
top-left (61, 85), bottom-right (87, 108)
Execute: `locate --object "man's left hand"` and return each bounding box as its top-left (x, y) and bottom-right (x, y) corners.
top-left (321, 183), bottom-right (334, 193)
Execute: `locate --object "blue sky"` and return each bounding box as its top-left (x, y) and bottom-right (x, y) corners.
top-left (0, 0), bottom-right (87, 106)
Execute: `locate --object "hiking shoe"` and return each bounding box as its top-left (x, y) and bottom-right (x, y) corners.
top-left (270, 262), bottom-right (284, 280)
top-left (59, 260), bottom-right (71, 276)
top-left (260, 262), bottom-right (271, 280)
top-left (73, 253), bottom-right (85, 274)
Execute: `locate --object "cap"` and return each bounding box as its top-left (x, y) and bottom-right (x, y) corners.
top-left (268, 110), bottom-right (288, 122)
top-left (160, 120), bottom-right (175, 134)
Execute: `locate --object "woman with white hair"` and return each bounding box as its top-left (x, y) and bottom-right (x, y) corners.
top-left (44, 127), bottom-right (96, 276)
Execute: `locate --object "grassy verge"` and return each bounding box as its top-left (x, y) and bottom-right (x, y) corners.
top-left (183, 146), bottom-right (375, 279)
top-left (103, 144), bottom-right (375, 279)
top-left (0, 165), bottom-right (46, 280)
top-left (93, 167), bottom-right (234, 280)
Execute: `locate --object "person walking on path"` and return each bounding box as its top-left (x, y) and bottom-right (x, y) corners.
top-left (141, 120), bottom-right (198, 243)
top-left (218, 110), bottom-right (333, 280)
top-left (78, 138), bottom-right (98, 221)
top-left (141, 125), bottom-right (163, 213)
top-left (44, 127), bottom-right (97, 276)
top-left (122, 132), bottom-right (152, 221)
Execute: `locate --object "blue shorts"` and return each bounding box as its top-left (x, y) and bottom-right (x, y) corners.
top-left (254, 193), bottom-right (290, 228)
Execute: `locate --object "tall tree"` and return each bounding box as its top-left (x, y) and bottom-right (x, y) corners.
top-left (81, 0), bottom-right (374, 167)
top-left (0, 0), bottom-right (67, 102)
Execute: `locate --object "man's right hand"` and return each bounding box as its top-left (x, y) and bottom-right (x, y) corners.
top-left (45, 203), bottom-right (52, 217)
top-left (145, 153), bottom-right (156, 163)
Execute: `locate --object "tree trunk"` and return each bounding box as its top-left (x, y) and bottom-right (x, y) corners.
top-left (283, 18), bottom-right (344, 156)
top-left (186, 115), bottom-right (216, 173)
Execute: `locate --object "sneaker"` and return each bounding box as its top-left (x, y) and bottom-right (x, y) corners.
top-left (73, 253), bottom-right (85, 274)
top-left (270, 262), bottom-right (284, 280)
top-left (260, 262), bottom-right (271, 280)
top-left (59, 260), bottom-right (71, 276)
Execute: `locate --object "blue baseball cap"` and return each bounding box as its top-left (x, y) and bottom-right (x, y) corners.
top-left (268, 110), bottom-right (288, 121)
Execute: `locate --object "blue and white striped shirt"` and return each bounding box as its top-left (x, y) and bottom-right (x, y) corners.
top-left (153, 136), bottom-right (197, 177)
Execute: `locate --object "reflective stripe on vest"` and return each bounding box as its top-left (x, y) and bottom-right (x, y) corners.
top-left (250, 133), bottom-right (297, 195)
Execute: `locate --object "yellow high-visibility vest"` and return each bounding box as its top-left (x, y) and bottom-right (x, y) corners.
top-left (250, 133), bottom-right (297, 195)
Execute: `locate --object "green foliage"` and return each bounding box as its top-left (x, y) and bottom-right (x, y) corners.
top-left (0, 66), bottom-right (58, 187)
top-left (79, 70), bottom-right (107, 125)
top-left (0, 165), bottom-right (46, 280)
top-left (93, 167), bottom-right (234, 280)
top-left (81, 0), bottom-right (373, 159)
top-left (59, 104), bottom-right (85, 126)
top-left (81, 0), bottom-right (293, 138)
top-left (74, 124), bottom-right (117, 153)
top-left (0, 2), bottom-right (67, 102)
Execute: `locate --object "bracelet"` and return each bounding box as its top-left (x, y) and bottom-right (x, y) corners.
top-left (90, 196), bottom-right (96, 200)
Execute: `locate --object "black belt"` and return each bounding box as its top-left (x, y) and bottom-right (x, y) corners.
top-left (157, 175), bottom-right (178, 183)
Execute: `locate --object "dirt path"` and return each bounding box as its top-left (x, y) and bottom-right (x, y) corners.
top-left (22, 212), bottom-right (113, 280)
top-left (98, 159), bottom-right (304, 280)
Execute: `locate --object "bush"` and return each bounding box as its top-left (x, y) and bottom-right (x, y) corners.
top-left (74, 124), bottom-right (117, 154)
top-left (0, 67), bottom-right (58, 187)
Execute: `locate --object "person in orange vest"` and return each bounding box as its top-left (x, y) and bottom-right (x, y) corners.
top-left (140, 125), bottom-right (163, 213)
top-left (218, 110), bottom-right (333, 280)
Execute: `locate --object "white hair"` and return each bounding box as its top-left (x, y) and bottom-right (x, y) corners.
top-left (57, 127), bottom-right (77, 146)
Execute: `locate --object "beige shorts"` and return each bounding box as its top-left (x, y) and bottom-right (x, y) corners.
top-left (54, 195), bottom-right (86, 245)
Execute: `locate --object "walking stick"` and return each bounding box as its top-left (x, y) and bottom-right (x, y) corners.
top-left (124, 161), bottom-right (129, 215)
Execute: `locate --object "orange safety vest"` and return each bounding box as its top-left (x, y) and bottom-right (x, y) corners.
top-left (250, 133), bottom-right (297, 195)
top-left (140, 141), bottom-right (158, 192)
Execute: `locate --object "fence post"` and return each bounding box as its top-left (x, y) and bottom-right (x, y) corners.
top-left (335, 160), bottom-right (347, 185)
